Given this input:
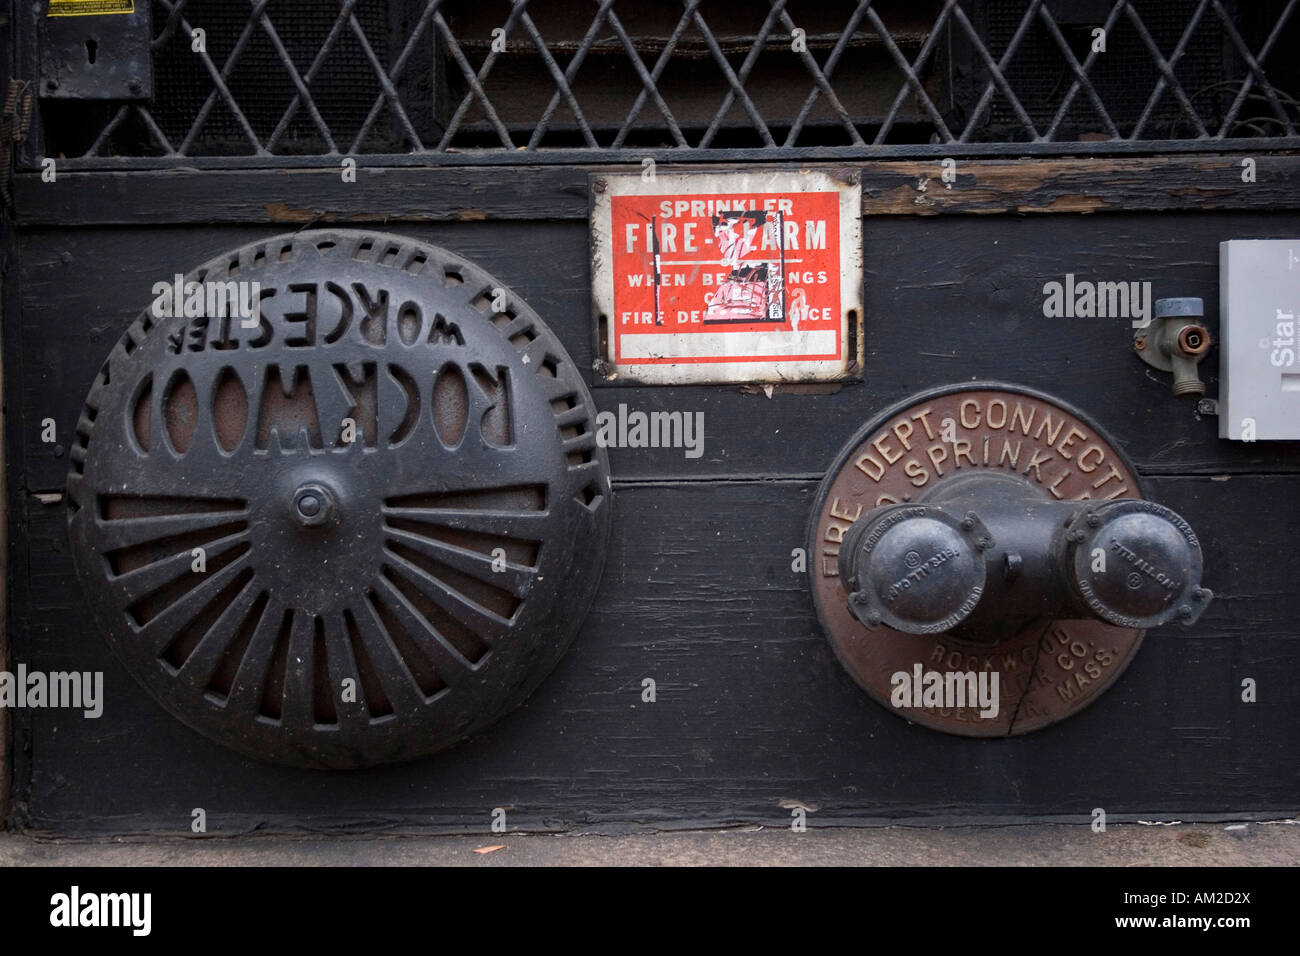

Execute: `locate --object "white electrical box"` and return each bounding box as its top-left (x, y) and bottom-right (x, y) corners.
top-left (1219, 239), bottom-right (1300, 440)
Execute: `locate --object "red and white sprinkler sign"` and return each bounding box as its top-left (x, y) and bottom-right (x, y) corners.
top-left (592, 169), bottom-right (862, 385)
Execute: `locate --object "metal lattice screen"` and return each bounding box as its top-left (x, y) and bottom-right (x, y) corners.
top-left (34, 0), bottom-right (1300, 164)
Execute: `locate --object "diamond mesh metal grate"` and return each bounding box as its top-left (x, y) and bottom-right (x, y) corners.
top-left (33, 0), bottom-right (1300, 164)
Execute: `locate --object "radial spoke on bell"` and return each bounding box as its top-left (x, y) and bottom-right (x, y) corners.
top-left (380, 506), bottom-right (549, 539)
top-left (107, 531), bottom-right (250, 609)
top-left (223, 594), bottom-right (287, 720)
top-left (374, 576), bottom-right (480, 684)
top-left (94, 509), bottom-right (249, 553)
top-left (352, 601), bottom-right (429, 716)
top-left (278, 610), bottom-right (316, 731)
top-left (174, 573), bottom-right (263, 688)
top-left (382, 548), bottom-right (512, 642)
top-left (321, 611), bottom-right (367, 725)
top-left (134, 548), bottom-right (254, 653)
top-left (383, 527), bottom-right (535, 598)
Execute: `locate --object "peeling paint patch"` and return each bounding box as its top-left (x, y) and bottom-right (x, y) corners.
top-left (779, 798), bottom-right (821, 812)
top-left (265, 201), bottom-right (336, 223)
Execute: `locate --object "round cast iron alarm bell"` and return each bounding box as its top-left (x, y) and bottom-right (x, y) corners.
top-left (808, 382), bottom-right (1211, 737)
top-left (66, 230), bottom-right (612, 768)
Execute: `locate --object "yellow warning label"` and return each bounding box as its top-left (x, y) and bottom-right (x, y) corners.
top-left (49, 0), bottom-right (134, 16)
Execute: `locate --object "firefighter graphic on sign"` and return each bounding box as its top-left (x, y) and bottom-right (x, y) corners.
top-left (704, 209), bottom-right (786, 325)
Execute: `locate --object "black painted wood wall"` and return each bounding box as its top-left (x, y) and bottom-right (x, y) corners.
top-left (5, 180), bottom-right (1298, 833)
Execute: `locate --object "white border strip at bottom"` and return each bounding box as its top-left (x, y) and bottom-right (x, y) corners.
top-left (619, 329), bottom-right (837, 360)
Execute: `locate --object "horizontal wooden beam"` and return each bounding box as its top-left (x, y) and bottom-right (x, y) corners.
top-left (860, 154), bottom-right (1299, 215)
top-left (13, 154), bottom-right (1300, 226)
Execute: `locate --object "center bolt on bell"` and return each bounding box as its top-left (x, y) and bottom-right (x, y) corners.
top-left (809, 384), bottom-right (1213, 736)
top-left (292, 483), bottom-right (335, 527)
